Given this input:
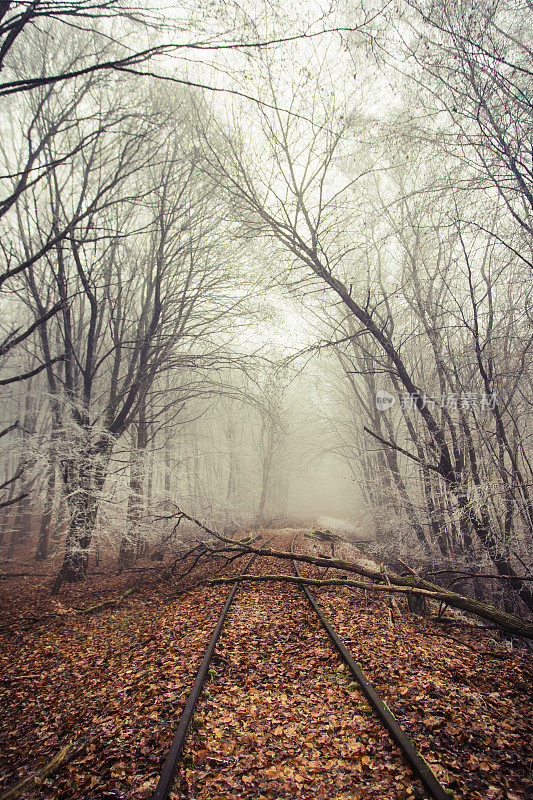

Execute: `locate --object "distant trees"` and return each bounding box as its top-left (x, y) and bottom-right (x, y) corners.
top-left (191, 16), bottom-right (532, 610)
top-left (247, 367), bottom-right (291, 522)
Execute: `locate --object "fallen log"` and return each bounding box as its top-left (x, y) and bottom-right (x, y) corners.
top-left (0, 740), bottom-right (80, 800)
top-left (220, 544), bottom-right (532, 638)
top-left (72, 587), bottom-right (136, 614)
top-left (192, 537), bottom-right (530, 639)
top-left (151, 509), bottom-right (533, 639)
top-left (205, 572), bottom-right (533, 638)
top-left (207, 573), bottom-right (444, 597)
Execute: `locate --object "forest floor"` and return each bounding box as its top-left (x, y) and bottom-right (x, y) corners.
top-left (0, 529), bottom-right (531, 800)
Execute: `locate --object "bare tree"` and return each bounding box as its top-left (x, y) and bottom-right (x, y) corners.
top-left (193, 39), bottom-right (533, 610)
top-left (9, 87), bottom-right (251, 590)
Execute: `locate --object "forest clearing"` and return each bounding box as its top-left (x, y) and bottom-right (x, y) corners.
top-left (1, 0), bottom-right (532, 798)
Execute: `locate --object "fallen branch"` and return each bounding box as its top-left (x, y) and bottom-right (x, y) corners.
top-left (397, 558), bottom-right (421, 578)
top-left (419, 630), bottom-right (510, 658)
top-left (206, 573), bottom-right (452, 598)
top-left (170, 511), bottom-right (533, 639)
top-left (230, 545), bottom-right (533, 638)
top-left (0, 740), bottom-right (80, 800)
top-left (0, 588), bottom-right (138, 630)
top-left (139, 509), bottom-right (533, 639)
top-left (426, 569), bottom-right (533, 581)
top-left (72, 587), bottom-right (136, 614)
top-left (0, 573), bottom-right (57, 579)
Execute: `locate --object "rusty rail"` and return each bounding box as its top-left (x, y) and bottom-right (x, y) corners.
top-left (291, 535), bottom-right (450, 800)
top-left (151, 551), bottom-right (258, 800)
top-left (153, 532), bottom-right (451, 800)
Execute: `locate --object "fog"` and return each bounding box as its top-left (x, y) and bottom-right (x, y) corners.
top-left (0, 0), bottom-right (531, 614)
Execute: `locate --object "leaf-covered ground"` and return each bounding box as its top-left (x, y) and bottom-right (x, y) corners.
top-left (179, 561), bottom-right (423, 800)
top-left (295, 533), bottom-right (533, 800)
top-left (0, 529), bottom-right (531, 800)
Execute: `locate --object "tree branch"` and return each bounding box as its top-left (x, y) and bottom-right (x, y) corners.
top-left (0, 355), bottom-right (64, 386)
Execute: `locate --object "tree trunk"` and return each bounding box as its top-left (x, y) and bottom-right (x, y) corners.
top-left (258, 429), bottom-right (274, 521)
top-left (7, 491), bottom-right (32, 560)
top-left (52, 440), bottom-right (111, 594)
top-left (118, 409), bottom-right (147, 569)
top-left (35, 464), bottom-right (56, 561)
top-left (0, 481), bottom-right (16, 548)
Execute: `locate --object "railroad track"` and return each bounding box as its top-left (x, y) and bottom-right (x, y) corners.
top-left (151, 530), bottom-right (451, 800)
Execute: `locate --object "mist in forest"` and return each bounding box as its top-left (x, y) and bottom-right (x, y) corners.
top-left (0, 0), bottom-right (531, 615)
